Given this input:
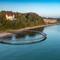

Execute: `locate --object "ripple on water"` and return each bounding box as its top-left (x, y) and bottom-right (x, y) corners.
top-left (0, 30), bottom-right (47, 45)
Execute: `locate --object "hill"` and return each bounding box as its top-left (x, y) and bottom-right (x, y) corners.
top-left (0, 11), bottom-right (45, 31)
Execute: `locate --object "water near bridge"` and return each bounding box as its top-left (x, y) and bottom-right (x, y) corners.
top-left (0, 25), bottom-right (60, 60)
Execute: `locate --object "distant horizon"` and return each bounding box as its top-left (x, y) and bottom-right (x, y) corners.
top-left (0, 0), bottom-right (60, 17)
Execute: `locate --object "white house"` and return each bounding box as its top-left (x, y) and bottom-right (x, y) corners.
top-left (6, 13), bottom-right (15, 20)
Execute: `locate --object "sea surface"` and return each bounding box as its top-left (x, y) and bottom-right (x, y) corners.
top-left (0, 24), bottom-right (60, 60)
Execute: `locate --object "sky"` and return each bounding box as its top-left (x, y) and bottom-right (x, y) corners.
top-left (0, 0), bottom-right (60, 17)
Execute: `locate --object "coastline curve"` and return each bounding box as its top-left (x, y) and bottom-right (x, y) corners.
top-left (0, 30), bottom-right (47, 45)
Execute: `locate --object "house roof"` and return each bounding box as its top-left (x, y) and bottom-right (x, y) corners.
top-left (6, 12), bottom-right (14, 16)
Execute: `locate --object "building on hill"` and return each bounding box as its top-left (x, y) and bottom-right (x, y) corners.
top-left (43, 18), bottom-right (57, 24)
top-left (5, 12), bottom-right (16, 20)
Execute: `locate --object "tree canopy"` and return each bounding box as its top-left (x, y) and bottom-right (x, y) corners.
top-left (0, 11), bottom-right (45, 30)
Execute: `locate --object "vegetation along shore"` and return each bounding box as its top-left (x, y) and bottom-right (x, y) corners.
top-left (0, 11), bottom-right (60, 37)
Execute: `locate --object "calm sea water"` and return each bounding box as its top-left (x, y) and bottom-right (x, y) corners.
top-left (0, 25), bottom-right (60, 60)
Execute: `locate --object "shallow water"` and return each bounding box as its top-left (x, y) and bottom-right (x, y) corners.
top-left (0, 25), bottom-right (60, 60)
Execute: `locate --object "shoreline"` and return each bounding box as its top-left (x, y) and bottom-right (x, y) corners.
top-left (6, 23), bottom-right (59, 33)
top-left (0, 23), bottom-right (59, 38)
top-left (0, 33), bottom-right (12, 38)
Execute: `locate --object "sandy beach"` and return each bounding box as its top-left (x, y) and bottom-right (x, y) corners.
top-left (0, 33), bottom-right (12, 38)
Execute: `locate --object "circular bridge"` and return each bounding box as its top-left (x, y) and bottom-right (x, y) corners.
top-left (0, 30), bottom-right (47, 45)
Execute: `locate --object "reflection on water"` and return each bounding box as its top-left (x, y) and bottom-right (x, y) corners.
top-left (0, 27), bottom-right (47, 45)
top-left (1, 25), bottom-right (60, 60)
top-left (12, 34), bottom-right (16, 41)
